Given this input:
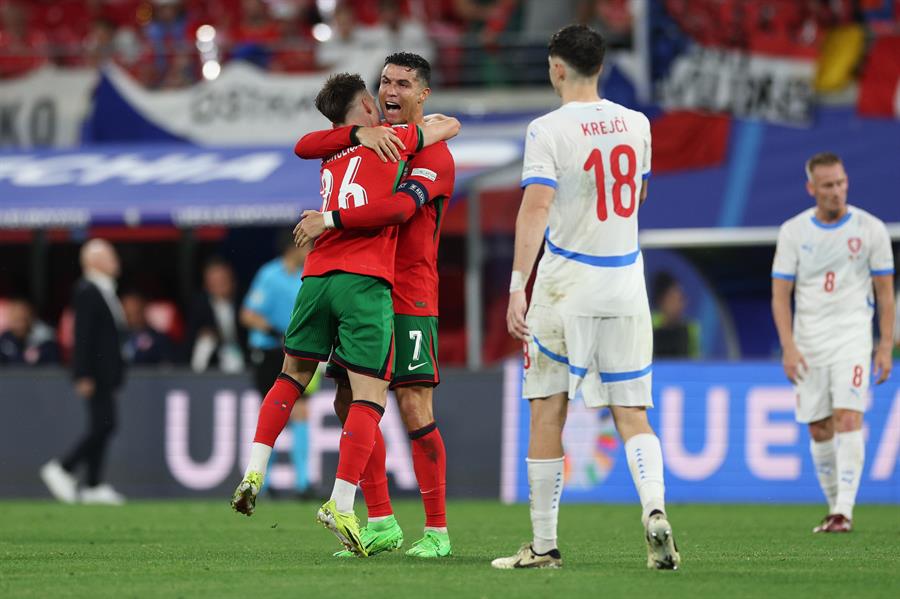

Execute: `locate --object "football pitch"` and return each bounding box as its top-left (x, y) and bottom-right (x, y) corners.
top-left (2, 500), bottom-right (898, 598)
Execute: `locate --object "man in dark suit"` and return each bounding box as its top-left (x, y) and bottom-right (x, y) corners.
top-left (188, 258), bottom-right (247, 372)
top-left (40, 239), bottom-right (127, 505)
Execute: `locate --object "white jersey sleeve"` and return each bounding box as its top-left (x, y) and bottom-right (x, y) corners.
top-left (868, 219), bottom-right (894, 275)
top-left (772, 222), bottom-right (799, 280)
top-left (521, 120), bottom-right (558, 188)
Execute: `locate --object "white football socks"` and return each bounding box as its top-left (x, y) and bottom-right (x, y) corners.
top-left (330, 478), bottom-right (357, 513)
top-left (809, 438), bottom-right (838, 512)
top-left (834, 430), bottom-right (865, 520)
top-left (527, 457), bottom-right (564, 554)
top-left (245, 442), bottom-right (272, 480)
top-left (625, 433), bottom-right (666, 525)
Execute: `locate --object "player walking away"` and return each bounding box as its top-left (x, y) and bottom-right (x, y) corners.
top-left (295, 53), bottom-right (457, 559)
top-left (493, 25), bottom-right (680, 571)
top-left (229, 72), bottom-right (458, 557)
top-left (771, 152), bottom-right (894, 533)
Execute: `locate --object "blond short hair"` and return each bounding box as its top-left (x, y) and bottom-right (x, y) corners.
top-left (805, 152), bottom-right (842, 181)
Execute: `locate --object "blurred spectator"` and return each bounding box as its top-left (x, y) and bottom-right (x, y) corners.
top-left (368, 0), bottom-right (434, 64)
top-left (0, 298), bottom-right (60, 365)
top-left (268, 0), bottom-right (320, 72)
top-left (143, 0), bottom-right (194, 88)
top-left (230, 0), bottom-right (281, 68)
top-left (84, 17), bottom-right (142, 68)
top-left (0, 1), bottom-right (48, 78)
top-left (188, 257), bottom-right (247, 373)
top-left (40, 239), bottom-right (127, 506)
top-left (651, 271), bottom-right (700, 358)
top-left (576, 0), bottom-right (632, 49)
top-left (453, 0), bottom-right (522, 86)
top-left (316, 2), bottom-right (384, 82)
top-left (121, 291), bottom-right (174, 365)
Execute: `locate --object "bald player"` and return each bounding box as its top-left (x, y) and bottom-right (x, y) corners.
top-left (40, 239), bottom-right (128, 506)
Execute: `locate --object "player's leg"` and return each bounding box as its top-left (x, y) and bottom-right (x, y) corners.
top-left (233, 354), bottom-right (317, 515)
top-left (601, 313), bottom-right (679, 570)
top-left (233, 277), bottom-right (332, 515)
top-left (316, 273), bottom-right (395, 555)
top-left (492, 305), bottom-right (566, 569)
top-left (828, 357), bottom-right (869, 531)
top-left (795, 364), bottom-right (840, 531)
top-left (329, 374), bottom-right (403, 558)
top-left (393, 314), bottom-right (450, 558)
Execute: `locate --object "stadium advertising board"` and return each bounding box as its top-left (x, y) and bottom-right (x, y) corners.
top-left (657, 46), bottom-right (815, 125)
top-left (501, 361), bottom-right (900, 504)
top-left (0, 369), bottom-right (503, 498)
top-left (0, 66), bottom-right (97, 148)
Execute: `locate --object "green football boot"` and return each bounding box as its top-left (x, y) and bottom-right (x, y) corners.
top-left (405, 530), bottom-right (452, 558)
top-left (230, 471), bottom-right (263, 516)
top-left (316, 499), bottom-right (367, 556)
top-left (333, 515), bottom-right (404, 558)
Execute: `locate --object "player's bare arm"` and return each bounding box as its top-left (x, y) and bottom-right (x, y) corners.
top-left (771, 277), bottom-right (806, 383)
top-left (507, 183), bottom-right (555, 341)
top-left (872, 274), bottom-right (895, 384)
top-left (639, 179), bottom-right (650, 206)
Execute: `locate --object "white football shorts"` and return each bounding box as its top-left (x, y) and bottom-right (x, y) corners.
top-left (794, 355), bottom-right (871, 423)
top-left (522, 303), bottom-right (653, 408)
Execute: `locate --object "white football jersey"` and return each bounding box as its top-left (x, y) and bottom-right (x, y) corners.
top-left (772, 205), bottom-right (894, 366)
top-left (521, 99), bottom-right (652, 316)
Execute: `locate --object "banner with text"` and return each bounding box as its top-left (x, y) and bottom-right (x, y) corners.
top-left (501, 361), bottom-right (900, 503)
top-left (92, 62), bottom-right (333, 146)
top-left (656, 46), bottom-right (816, 125)
top-left (0, 66), bottom-right (98, 149)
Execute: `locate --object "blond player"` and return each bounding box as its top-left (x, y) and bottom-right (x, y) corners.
top-left (492, 25), bottom-right (679, 570)
top-left (772, 152), bottom-right (895, 533)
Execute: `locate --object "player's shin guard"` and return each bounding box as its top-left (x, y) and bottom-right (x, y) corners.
top-left (360, 426), bottom-right (393, 518)
top-left (625, 433), bottom-right (666, 525)
top-left (332, 400), bottom-right (384, 513)
top-left (247, 373), bottom-right (305, 476)
top-left (410, 423), bottom-right (447, 529)
top-left (810, 438), bottom-right (838, 512)
top-left (526, 457), bottom-right (564, 554)
top-left (834, 430), bottom-right (864, 520)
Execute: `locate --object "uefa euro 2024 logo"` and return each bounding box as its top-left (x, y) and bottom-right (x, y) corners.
top-left (562, 394), bottom-right (619, 489)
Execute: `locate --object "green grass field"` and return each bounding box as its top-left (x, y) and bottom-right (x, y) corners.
top-left (2, 500), bottom-right (898, 598)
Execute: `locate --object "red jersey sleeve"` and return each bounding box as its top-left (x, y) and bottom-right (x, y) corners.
top-left (294, 126), bottom-right (357, 159)
top-left (400, 143), bottom-right (456, 204)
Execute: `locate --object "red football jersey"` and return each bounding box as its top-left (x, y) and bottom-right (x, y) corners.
top-left (300, 124), bottom-right (423, 286)
top-left (392, 142), bottom-right (456, 316)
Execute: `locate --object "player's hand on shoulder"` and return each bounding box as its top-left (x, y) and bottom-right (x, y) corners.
top-left (873, 343), bottom-right (893, 384)
top-left (507, 290), bottom-right (530, 341)
top-left (781, 345), bottom-right (807, 384)
top-left (357, 126), bottom-right (404, 162)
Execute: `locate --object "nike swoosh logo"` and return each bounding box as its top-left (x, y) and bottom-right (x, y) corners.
top-left (408, 362), bottom-right (428, 371)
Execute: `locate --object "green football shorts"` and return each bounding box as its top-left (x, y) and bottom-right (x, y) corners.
top-left (284, 273), bottom-right (394, 380)
top-left (326, 313), bottom-right (439, 389)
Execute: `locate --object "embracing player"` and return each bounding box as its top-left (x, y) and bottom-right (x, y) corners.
top-left (295, 52), bottom-right (456, 559)
top-left (771, 152), bottom-right (894, 533)
top-left (493, 25), bottom-right (680, 570)
top-left (230, 72), bottom-right (458, 557)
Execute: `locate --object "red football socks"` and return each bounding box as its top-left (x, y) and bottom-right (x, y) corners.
top-left (410, 423), bottom-right (447, 528)
top-left (335, 400), bottom-right (384, 485)
top-left (359, 426), bottom-right (393, 518)
top-left (253, 373), bottom-right (304, 446)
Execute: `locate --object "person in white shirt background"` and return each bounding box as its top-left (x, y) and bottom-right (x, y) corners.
top-left (771, 152), bottom-right (895, 534)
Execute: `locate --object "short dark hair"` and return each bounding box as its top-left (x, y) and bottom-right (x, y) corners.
top-left (315, 72), bottom-right (367, 124)
top-left (548, 24), bottom-right (606, 77)
top-left (383, 52), bottom-right (431, 87)
top-left (805, 152), bottom-right (842, 180)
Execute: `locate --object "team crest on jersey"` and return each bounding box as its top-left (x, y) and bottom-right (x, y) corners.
top-left (848, 237), bottom-right (862, 254)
